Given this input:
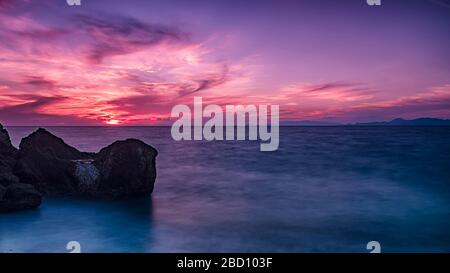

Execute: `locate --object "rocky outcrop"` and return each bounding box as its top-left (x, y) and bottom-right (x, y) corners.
top-left (0, 183), bottom-right (42, 212)
top-left (0, 125), bottom-right (158, 212)
top-left (0, 124), bottom-right (19, 185)
top-left (14, 128), bottom-right (95, 195)
top-left (0, 124), bottom-right (42, 212)
top-left (0, 124), bottom-right (16, 154)
top-left (93, 139), bottom-right (158, 197)
top-left (14, 128), bottom-right (158, 197)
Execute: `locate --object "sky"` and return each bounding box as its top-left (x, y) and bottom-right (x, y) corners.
top-left (0, 0), bottom-right (449, 126)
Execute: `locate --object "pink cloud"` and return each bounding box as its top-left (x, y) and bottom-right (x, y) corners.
top-left (279, 83), bottom-right (375, 102)
top-left (0, 11), bottom-right (239, 125)
top-left (0, 5), bottom-right (448, 126)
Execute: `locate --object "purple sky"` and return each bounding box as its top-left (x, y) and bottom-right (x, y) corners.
top-left (0, 0), bottom-right (449, 125)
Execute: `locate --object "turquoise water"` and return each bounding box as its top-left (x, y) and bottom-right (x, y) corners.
top-left (1, 126), bottom-right (450, 252)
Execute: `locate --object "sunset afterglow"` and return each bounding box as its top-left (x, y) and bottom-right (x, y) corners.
top-left (0, 0), bottom-right (449, 125)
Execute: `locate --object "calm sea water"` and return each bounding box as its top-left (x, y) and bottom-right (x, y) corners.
top-left (1, 126), bottom-right (450, 253)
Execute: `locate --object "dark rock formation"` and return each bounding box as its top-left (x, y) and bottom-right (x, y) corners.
top-left (0, 184), bottom-right (5, 202)
top-left (93, 139), bottom-right (158, 197)
top-left (0, 124), bottom-right (42, 212)
top-left (1, 125), bottom-right (158, 211)
top-left (0, 124), bottom-right (17, 155)
top-left (0, 124), bottom-right (19, 185)
top-left (0, 183), bottom-right (42, 212)
top-left (13, 128), bottom-right (158, 198)
top-left (15, 128), bottom-right (94, 195)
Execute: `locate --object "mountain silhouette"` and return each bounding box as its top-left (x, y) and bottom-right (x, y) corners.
top-left (352, 118), bottom-right (450, 126)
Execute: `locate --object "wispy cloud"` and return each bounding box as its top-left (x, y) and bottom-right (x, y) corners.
top-left (0, 1), bottom-right (448, 125)
top-left (277, 82), bottom-right (376, 102)
top-left (76, 14), bottom-right (189, 64)
top-left (0, 7), bottom-right (235, 125)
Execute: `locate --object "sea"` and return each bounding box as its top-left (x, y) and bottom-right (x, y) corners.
top-left (1, 126), bottom-right (450, 253)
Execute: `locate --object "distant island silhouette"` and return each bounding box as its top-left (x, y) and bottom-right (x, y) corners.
top-left (351, 118), bottom-right (450, 126)
top-left (280, 118), bottom-right (450, 126)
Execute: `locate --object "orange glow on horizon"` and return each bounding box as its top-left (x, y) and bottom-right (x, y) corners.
top-left (105, 119), bottom-right (121, 125)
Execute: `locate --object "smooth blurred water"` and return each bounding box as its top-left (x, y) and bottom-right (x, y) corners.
top-left (1, 126), bottom-right (450, 253)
